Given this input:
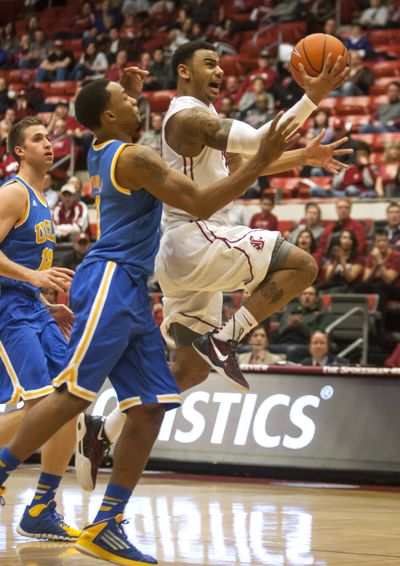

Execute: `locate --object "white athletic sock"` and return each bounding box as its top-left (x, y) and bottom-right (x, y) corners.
top-left (104, 407), bottom-right (126, 443)
top-left (213, 306), bottom-right (258, 342)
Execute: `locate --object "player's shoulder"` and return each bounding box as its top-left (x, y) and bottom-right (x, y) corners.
top-left (0, 180), bottom-right (28, 200)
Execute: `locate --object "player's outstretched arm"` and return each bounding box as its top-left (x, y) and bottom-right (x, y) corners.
top-left (0, 184), bottom-right (74, 292)
top-left (116, 113), bottom-right (297, 218)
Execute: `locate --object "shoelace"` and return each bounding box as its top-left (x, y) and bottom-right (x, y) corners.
top-left (116, 519), bottom-right (132, 544)
top-left (228, 340), bottom-right (241, 370)
top-left (50, 505), bottom-right (69, 528)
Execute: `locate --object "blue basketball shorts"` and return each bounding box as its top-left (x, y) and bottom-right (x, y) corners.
top-left (53, 261), bottom-right (181, 412)
top-left (0, 290), bottom-right (66, 404)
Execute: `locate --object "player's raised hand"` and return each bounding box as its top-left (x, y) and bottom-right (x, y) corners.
top-left (304, 129), bottom-right (354, 174)
top-left (257, 112), bottom-right (299, 164)
top-left (300, 53), bottom-right (350, 104)
top-left (30, 267), bottom-right (74, 293)
top-left (120, 67), bottom-right (149, 99)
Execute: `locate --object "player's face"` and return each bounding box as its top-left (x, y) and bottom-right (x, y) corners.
top-left (18, 125), bottom-right (54, 170)
top-left (107, 82), bottom-right (141, 133)
top-left (186, 49), bottom-right (224, 103)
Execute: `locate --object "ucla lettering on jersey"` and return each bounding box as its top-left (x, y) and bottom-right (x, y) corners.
top-left (0, 176), bottom-right (56, 297)
top-left (86, 140), bottom-right (162, 279)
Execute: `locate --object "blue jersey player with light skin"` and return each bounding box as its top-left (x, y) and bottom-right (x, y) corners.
top-left (0, 70), bottom-right (298, 565)
top-left (0, 116), bottom-right (80, 541)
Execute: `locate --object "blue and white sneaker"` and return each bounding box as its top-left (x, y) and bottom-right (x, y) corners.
top-left (75, 514), bottom-right (157, 565)
top-left (17, 500), bottom-right (81, 541)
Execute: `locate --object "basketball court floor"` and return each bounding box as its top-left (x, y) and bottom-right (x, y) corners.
top-left (1, 466), bottom-right (400, 565)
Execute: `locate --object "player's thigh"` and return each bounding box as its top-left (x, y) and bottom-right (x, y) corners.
top-left (40, 315), bottom-right (68, 379)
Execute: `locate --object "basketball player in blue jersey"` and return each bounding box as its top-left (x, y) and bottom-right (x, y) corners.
top-left (0, 116), bottom-right (80, 541)
top-left (0, 76), bottom-right (299, 565)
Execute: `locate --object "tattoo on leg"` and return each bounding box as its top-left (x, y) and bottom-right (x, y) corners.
top-left (259, 277), bottom-right (284, 305)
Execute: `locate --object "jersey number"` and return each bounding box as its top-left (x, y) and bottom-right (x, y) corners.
top-left (38, 247), bottom-right (53, 271)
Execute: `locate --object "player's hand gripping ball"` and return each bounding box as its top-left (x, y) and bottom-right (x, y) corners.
top-left (290, 33), bottom-right (350, 87)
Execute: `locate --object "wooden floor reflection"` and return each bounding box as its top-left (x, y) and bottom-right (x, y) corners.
top-left (1, 467), bottom-right (400, 565)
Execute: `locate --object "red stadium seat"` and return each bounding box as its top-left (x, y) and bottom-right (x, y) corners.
top-left (318, 97), bottom-right (340, 115)
top-left (219, 56), bottom-right (243, 77)
top-left (370, 78), bottom-right (397, 99)
top-left (144, 90), bottom-right (176, 113)
top-left (337, 96), bottom-right (373, 115)
top-left (338, 114), bottom-right (370, 132)
top-left (278, 220), bottom-right (294, 233)
top-left (366, 60), bottom-right (400, 78)
top-left (367, 29), bottom-right (399, 46)
top-left (373, 132), bottom-right (400, 150)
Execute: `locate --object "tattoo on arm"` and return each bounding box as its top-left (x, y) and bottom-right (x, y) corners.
top-left (189, 108), bottom-right (233, 150)
top-left (133, 147), bottom-right (168, 184)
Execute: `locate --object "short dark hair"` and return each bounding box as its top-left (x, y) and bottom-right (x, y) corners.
top-left (172, 40), bottom-right (217, 78)
top-left (374, 228), bottom-right (389, 239)
top-left (8, 116), bottom-right (44, 163)
top-left (74, 79), bottom-right (111, 131)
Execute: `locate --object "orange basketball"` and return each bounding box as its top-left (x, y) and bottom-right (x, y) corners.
top-left (290, 33), bottom-right (350, 87)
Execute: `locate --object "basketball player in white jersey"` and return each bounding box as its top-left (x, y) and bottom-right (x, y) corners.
top-left (75, 47), bottom-right (352, 490)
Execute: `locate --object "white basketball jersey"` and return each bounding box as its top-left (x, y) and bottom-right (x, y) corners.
top-left (161, 96), bottom-right (231, 231)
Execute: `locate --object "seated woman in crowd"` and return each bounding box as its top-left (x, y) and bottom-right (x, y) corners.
top-left (375, 142), bottom-right (400, 199)
top-left (237, 325), bottom-right (285, 366)
top-left (320, 230), bottom-right (364, 293)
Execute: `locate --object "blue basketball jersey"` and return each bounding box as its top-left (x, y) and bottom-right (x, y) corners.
top-left (86, 140), bottom-right (162, 279)
top-left (0, 175), bottom-right (55, 298)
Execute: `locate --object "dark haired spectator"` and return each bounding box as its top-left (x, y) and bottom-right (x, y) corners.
top-left (187, 0), bottom-right (218, 26)
top-left (270, 286), bottom-right (335, 362)
top-left (218, 96), bottom-right (239, 119)
top-left (360, 82), bottom-right (400, 133)
top-left (237, 50), bottom-right (279, 104)
top-left (26, 15), bottom-right (39, 41)
top-left (75, 1), bottom-right (96, 32)
top-left (378, 202), bottom-right (400, 250)
top-left (238, 76), bottom-right (274, 116)
top-left (342, 23), bottom-right (374, 58)
top-left (320, 230), bottom-right (364, 293)
top-left (317, 197), bottom-right (368, 260)
top-left (63, 232), bottom-right (92, 271)
top-left (301, 330), bottom-right (347, 366)
top-left (355, 229), bottom-right (400, 316)
top-left (0, 22), bottom-right (19, 60)
top-left (249, 194), bottom-right (278, 230)
top-left (0, 78), bottom-right (12, 115)
top-left (288, 202), bottom-right (324, 245)
top-left (20, 72), bottom-right (45, 114)
top-left (106, 28), bottom-right (130, 63)
top-left (36, 40), bottom-right (74, 82)
top-left (359, 0), bottom-right (389, 28)
top-left (146, 48), bottom-right (174, 91)
top-left (53, 183), bottom-right (89, 242)
top-left (13, 90), bottom-right (31, 122)
top-left (238, 325), bottom-right (286, 365)
top-left (330, 50), bottom-right (374, 97)
top-left (94, 0), bottom-right (119, 33)
top-left (375, 143), bottom-right (400, 198)
top-left (71, 42), bottom-right (108, 81)
top-left (331, 146), bottom-right (380, 198)
top-left (3, 107), bottom-right (16, 125)
top-left (214, 75), bottom-right (242, 111)
top-left (41, 287), bottom-right (58, 305)
top-left (295, 229), bottom-right (317, 255)
top-left (138, 113), bottom-right (162, 154)
top-left (15, 34), bottom-right (31, 70)
top-left (20, 29), bottom-right (51, 69)
top-left (242, 92), bottom-right (275, 129)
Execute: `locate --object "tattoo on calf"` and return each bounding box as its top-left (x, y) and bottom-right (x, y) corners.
top-left (259, 277), bottom-right (284, 304)
top-left (133, 148), bottom-right (167, 184)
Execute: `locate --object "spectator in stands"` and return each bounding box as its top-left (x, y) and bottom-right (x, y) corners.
top-left (380, 201), bottom-right (400, 250)
top-left (359, 0), bottom-right (389, 28)
top-left (145, 47), bottom-right (174, 91)
top-left (71, 42), bottom-right (108, 81)
top-left (239, 50), bottom-right (279, 102)
top-left (317, 197), bottom-right (368, 260)
top-left (330, 50), bottom-right (374, 97)
top-left (218, 96), bottom-right (239, 119)
top-left (342, 23), bottom-right (374, 58)
top-left (375, 143), bottom-right (400, 198)
top-left (0, 119), bottom-right (12, 165)
top-left (0, 22), bottom-right (18, 61)
top-left (294, 229), bottom-right (317, 255)
top-left (94, 0), bottom-right (119, 33)
top-left (301, 330), bottom-right (347, 367)
top-left (15, 34), bottom-right (32, 70)
top-left (20, 71), bottom-right (45, 114)
top-left (75, 1), bottom-right (96, 32)
top-left (138, 112), bottom-right (162, 154)
top-left (20, 29), bottom-right (51, 69)
top-left (250, 0), bottom-right (298, 24)
top-left (301, 109), bottom-right (330, 144)
top-left (238, 325), bottom-right (286, 365)
top-left (360, 81), bottom-right (400, 133)
top-left (0, 78), bottom-right (12, 114)
top-left (331, 146), bottom-right (380, 198)
top-left (187, 0), bottom-right (218, 26)
top-left (41, 287), bottom-right (57, 305)
top-left (121, 0), bottom-right (150, 16)
top-left (269, 286), bottom-right (335, 362)
top-left (53, 183), bottom-right (89, 242)
top-left (242, 92), bottom-right (275, 129)
top-left (36, 39), bottom-right (74, 82)
top-left (288, 202), bottom-right (324, 244)
top-left (214, 75), bottom-right (242, 111)
top-left (27, 15), bottom-right (39, 41)
top-left (13, 90), bottom-right (31, 122)
top-left (105, 49), bottom-right (129, 82)
top-left (3, 107), bottom-right (16, 125)
top-left (43, 172), bottom-right (59, 209)
top-left (63, 232), bottom-right (92, 270)
top-left (320, 230), bottom-right (364, 293)
top-left (355, 229), bottom-right (400, 316)
top-left (249, 194), bottom-right (278, 230)
top-left (106, 28), bottom-right (129, 63)
top-left (238, 76), bottom-right (274, 116)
